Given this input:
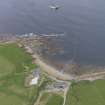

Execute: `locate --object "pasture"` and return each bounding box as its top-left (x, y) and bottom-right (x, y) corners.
top-left (0, 43), bottom-right (37, 105)
top-left (66, 80), bottom-right (105, 105)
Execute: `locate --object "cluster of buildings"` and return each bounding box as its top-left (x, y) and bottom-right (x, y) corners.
top-left (46, 82), bottom-right (68, 91)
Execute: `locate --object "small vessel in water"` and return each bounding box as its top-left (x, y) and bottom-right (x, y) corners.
top-left (49, 5), bottom-right (60, 10)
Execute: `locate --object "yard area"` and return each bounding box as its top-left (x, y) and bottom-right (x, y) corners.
top-left (0, 43), bottom-right (38, 105)
top-left (66, 80), bottom-right (105, 105)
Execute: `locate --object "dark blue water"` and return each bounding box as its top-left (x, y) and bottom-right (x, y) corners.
top-left (1, 0), bottom-right (105, 66)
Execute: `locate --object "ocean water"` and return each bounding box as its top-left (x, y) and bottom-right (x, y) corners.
top-left (1, 0), bottom-right (105, 70)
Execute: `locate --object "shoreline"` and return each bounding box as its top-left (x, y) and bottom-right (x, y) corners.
top-left (24, 44), bottom-right (105, 82)
top-left (32, 54), bottom-right (75, 81)
top-left (32, 54), bottom-right (105, 82)
top-left (21, 43), bottom-right (76, 81)
top-left (1, 34), bottom-right (105, 81)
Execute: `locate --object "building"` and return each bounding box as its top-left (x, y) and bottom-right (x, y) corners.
top-left (29, 68), bottom-right (40, 86)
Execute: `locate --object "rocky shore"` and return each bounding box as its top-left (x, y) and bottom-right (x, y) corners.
top-left (1, 33), bottom-right (105, 81)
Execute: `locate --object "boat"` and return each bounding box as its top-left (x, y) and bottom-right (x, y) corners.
top-left (49, 5), bottom-right (60, 10)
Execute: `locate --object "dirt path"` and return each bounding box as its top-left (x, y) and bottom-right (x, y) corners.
top-left (33, 54), bottom-right (74, 81)
top-left (33, 54), bottom-right (105, 82)
top-left (77, 71), bottom-right (105, 81)
top-left (63, 82), bottom-right (71, 105)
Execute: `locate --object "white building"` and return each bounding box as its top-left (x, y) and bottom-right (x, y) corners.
top-left (29, 76), bottom-right (40, 85)
top-left (29, 68), bottom-right (40, 86)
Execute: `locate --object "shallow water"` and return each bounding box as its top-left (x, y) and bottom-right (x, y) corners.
top-left (1, 0), bottom-right (105, 69)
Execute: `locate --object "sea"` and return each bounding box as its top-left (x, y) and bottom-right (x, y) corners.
top-left (1, 0), bottom-right (105, 72)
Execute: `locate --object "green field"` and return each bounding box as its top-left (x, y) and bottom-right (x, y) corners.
top-left (0, 43), bottom-right (38, 105)
top-left (46, 94), bottom-right (63, 105)
top-left (66, 80), bottom-right (105, 105)
top-left (39, 92), bottom-right (64, 105)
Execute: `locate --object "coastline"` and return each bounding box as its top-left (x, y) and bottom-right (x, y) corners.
top-left (32, 54), bottom-right (105, 82)
top-left (32, 54), bottom-right (75, 81)
top-left (18, 44), bottom-right (105, 82)
top-left (1, 34), bottom-right (105, 81)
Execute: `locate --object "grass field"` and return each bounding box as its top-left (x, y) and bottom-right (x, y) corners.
top-left (46, 94), bottom-right (63, 105)
top-left (66, 80), bottom-right (105, 105)
top-left (0, 43), bottom-right (38, 105)
top-left (39, 92), bottom-right (64, 105)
